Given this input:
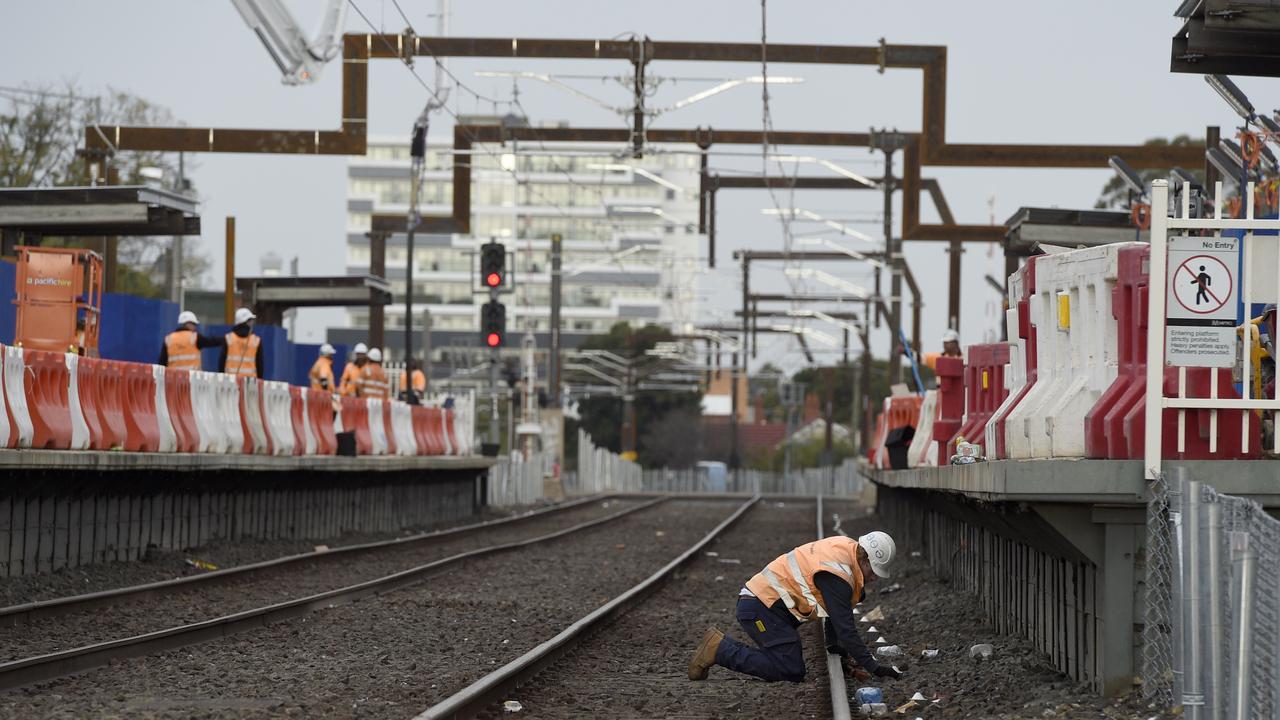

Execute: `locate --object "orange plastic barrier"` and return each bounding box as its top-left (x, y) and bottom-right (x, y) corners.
top-left (414, 406), bottom-right (444, 455)
top-left (340, 396), bottom-right (372, 455)
top-left (23, 349), bottom-right (73, 449)
top-left (288, 386), bottom-right (307, 456)
top-left (75, 356), bottom-right (106, 450)
top-left (163, 369), bottom-right (199, 453)
top-left (306, 389), bottom-right (337, 456)
top-left (91, 359), bottom-right (127, 450)
top-left (120, 361), bottom-right (160, 452)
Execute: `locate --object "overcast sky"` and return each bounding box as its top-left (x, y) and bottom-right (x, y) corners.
top-left (3, 1), bottom-right (1272, 371)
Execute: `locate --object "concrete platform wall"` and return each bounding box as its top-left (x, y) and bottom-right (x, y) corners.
top-left (877, 486), bottom-right (1139, 696)
top-left (0, 468), bottom-right (484, 577)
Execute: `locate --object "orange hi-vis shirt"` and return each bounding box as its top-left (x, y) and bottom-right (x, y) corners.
top-left (745, 536), bottom-right (864, 622)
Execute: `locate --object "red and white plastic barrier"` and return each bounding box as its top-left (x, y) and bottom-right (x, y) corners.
top-left (0, 346), bottom-right (469, 458)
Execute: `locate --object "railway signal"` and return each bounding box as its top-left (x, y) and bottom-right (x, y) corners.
top-left (480, 241), bottom-right (505, 289)
top-left (481, 300), bottom-right (506, 348)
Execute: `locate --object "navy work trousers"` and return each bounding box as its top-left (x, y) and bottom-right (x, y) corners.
top-left (714, 596), bottom-right (806, 682)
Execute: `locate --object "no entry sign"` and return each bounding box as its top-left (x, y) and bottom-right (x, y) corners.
top-left (1165, 235), bottom-right (1240, 367)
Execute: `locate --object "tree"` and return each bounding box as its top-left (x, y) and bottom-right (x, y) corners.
top-left (568, 322), bottom-right (703, 468)
top-left (0, 83), bottom-right (210, 296)
top-left (1094, 135), bottom-right (1204, 209)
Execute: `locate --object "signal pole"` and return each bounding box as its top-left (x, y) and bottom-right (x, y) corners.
top-left (479, 240), bottom-right (508, 456)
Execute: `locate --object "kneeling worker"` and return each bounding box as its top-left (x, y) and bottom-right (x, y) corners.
top-left (688, 531), bottom-right (903, 684)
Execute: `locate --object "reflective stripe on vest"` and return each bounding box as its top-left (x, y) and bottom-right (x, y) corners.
top-left (745, 536), bottom-right (862, 623)
top-left (224, 332), bottom-right (260, 377)
top-left (165, 330), bottom-right (201, 370)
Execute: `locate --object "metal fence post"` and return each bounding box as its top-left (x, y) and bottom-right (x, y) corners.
top-left (1182, 477), bottom-right (1204, 719)
top-left (1205, 498), bottom-right (1224, 719)
top-left (1230, 530), bottom-right (1255, 720)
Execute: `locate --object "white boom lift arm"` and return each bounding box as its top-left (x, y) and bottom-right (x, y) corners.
top-left (230, 0), bottom-right (347, 85)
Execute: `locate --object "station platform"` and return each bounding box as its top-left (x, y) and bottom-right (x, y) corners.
top-left (862, 458), bottom-right (1279, 698)
top-left (863, 458), bottom-right (1280, 506)
top-left (0, 450), bottom-right (496, 579)
top-left (0, 449), bottom-right (494, 473)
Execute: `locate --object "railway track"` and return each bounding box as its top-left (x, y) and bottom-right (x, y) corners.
top-left (414, 496), bottom-right (859, 720)
top-left (0, 493), bottom-right (610, 629)
top-left (0, 494), bottom-right (665, 692)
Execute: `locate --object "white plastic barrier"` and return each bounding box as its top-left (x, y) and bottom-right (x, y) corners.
top-left (189, 371), bottom-right (218, 453)
top-left (64, 353), bottom-right (92, 451)
top-left (262, 381), bottom-right (295, 456)
top-left (0, 344), bottom-right (11, 448)
top-left (390, 400), bottom-right (417, 456)
top-left (240, 378), bottom-right (270, 454)
top-left (215, 374), bottom-right (244, 453)
top-left (1002, 244), bottom-right (1126, 458)
top-left (152, 365), bottom-right (177, 453)
top-left (906, 389), bottom-right (938, 468)
top-left (440, 406), bottom-right (454, 456)
top-left (3, 345), bottom-right (33, 448)
top-left (985, 261), bottom-right (1031, 459)
top-left (367, 398), bottom-right (388, 455)
top-left (299, 391), bottom-right (317, 456)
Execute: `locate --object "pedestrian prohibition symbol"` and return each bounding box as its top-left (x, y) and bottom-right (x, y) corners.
top-left (1165, 235), bottom-right (1239, 368)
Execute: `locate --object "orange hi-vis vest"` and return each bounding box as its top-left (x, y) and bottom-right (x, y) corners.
top-left (224, 332), bottom-right (260, 377)
top-left (339, 362), bottom-right (363, 396)
top-left (400, 369), bottom-right (426, 393)
top-left (309, 356), bottom-right (335, 392)
top-left (745, 536), bottom-right (864, 623)
top-left (361, 363), bottom-right (389, 399)
top-left (165, 330), bottom-right (202, 370)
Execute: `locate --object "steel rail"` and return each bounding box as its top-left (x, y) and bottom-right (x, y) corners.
top-left (0, 496), bottom-right (671, 692)
top-left (817, 495), bottom-right (854, 720)
top-left (0, 494), bottom-right (610, 628)
top-left (415, 495), bottom-right (761, 720)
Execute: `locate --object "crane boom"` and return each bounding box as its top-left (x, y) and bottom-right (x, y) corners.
top-left (230, 0), bottom-right (346, 85)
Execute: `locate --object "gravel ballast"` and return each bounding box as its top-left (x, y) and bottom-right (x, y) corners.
top-left (2, 498), bottom-right (741, 719)
top-left (0, 497), bottom-right (642, 662)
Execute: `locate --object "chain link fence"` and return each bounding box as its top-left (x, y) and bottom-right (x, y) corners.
top-left (1143, 468), bottom-right (1280, 719)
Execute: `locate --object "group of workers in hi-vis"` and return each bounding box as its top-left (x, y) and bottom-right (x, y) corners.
top-left (158, 309), bottom-right (427, 402)
top-left (159, 307), bottom-right (264, 378)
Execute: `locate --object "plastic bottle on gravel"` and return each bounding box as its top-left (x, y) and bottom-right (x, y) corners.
top-left (858, 702), bottom-right (888, 717)
top-left (854, 687), bottom-right (883, 704)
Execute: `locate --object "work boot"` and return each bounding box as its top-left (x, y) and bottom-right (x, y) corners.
top-left (688, 627), bottom-right (724, 681)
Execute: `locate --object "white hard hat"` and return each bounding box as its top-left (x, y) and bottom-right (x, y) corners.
top-left (353, 342), bottom-right (368, 355)
top-left (858, 531), bottom-right (897, 579)
top-left (319, 343), bottom-right (335, 356)
top-left (941, 329), bottom-right (960, 344)
top-left (177, 311), bottom-right (198, 326)
top-left (234, 307), bottom-right (256, 325)
top-left (368, 347), bottom-right (383, 362)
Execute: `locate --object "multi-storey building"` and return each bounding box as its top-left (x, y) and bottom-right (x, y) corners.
top-left (332, 119), bottom-right (703, 371)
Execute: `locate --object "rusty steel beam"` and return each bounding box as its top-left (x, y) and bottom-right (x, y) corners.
top-left (81, 31), bottom-right (1203, 277)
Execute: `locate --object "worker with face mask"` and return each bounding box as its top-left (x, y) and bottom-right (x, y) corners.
top-left (218, 307), bottom-right (264, 378)
top-left (340, 343), bottom-right (369, 396)
top-left (688, 531), bottom-right (904, 685)
top-left (159, 310), bottom-right (221, 370)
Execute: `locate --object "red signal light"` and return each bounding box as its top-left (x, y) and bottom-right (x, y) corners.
top-left (486, 332), bottom-right (501, 347)
top-left (485, 272), bottom-right (502, 287)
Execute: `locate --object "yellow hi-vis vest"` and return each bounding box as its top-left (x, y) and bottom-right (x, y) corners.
top-left (745, 535), bottom-right (864, 622)
top-left (164, 330), bottom-right (202, 370)
top-left (224, 332), bottom-right (260, 377)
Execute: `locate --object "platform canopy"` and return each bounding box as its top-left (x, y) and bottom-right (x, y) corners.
top-left (0, 185), bottom-right (200, 237)
top-left (236, 274), bottom-right (392, 326)
top-left (1005, 207), bottom-right (1149, 257)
